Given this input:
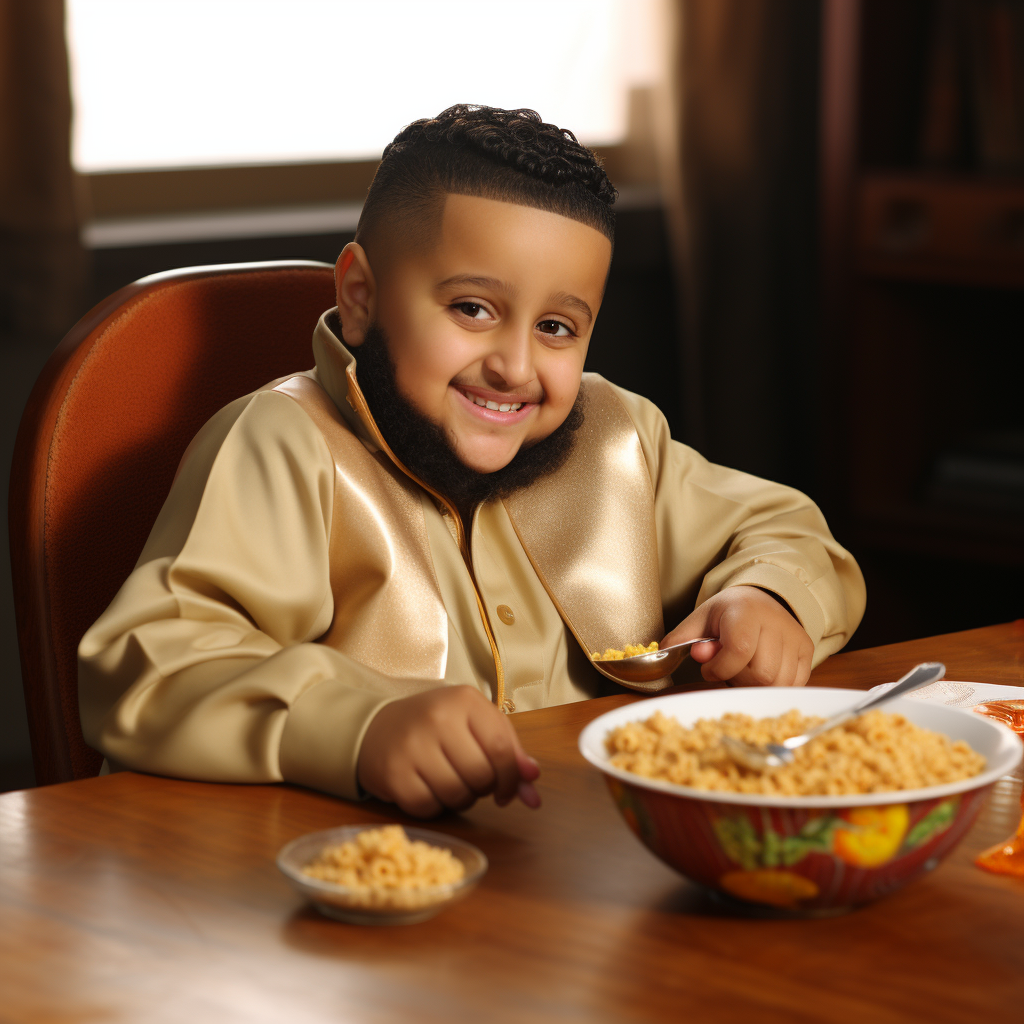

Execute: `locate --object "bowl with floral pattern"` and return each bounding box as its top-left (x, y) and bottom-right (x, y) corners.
top-left (579, 688), bottom-right (1022, 915)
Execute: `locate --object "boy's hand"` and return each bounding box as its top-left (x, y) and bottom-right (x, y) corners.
top-left (663, 586), bottom-right (814, 687)
top-left (356, 686), bottom-right (541, 818)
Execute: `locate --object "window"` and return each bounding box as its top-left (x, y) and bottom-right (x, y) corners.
top-left (67, 0), bottom-right (660, 172)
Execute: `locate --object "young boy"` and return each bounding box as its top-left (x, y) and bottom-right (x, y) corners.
top-left (78, 105), bottom-right (865, 818)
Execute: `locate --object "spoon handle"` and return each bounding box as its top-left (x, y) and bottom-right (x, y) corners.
top-left (783, 662), bottom-right (946, 751)
top-left (845, 661), bottom-right (946, 715)
top-left (659, 637), bottom-right (719, 654)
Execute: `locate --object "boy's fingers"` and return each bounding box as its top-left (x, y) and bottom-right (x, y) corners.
top-left (496, 743), bottom-right (541, 810)
top-left (795, 646), bottom-right (813, 687)
top-left (509, 732), bottom-right (541, 810)
top-left (392, 773), bottom-right (444, 819)
top-left (774, 646), bottom-right (799, 687)
top-left (417, 749), bottom-right (477, 812)
top-left (467, 711), bottom-right (541, 809)
top-left (468, 710), bottom-right (524, 807)
top-left (441, 735), bottom-right (501, 797)
top-left (688, 639), bottom-right (721, 663)
top-left (516, 779), bottom-right (542, 809)
top-left (515, 749), bottom-right (540, 781)
top-left (701, 617), bottom-right (761, 683)
top-left (747, 636), bottom-right (784, 686)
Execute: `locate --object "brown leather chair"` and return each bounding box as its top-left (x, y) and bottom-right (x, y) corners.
top-left (9, 260), bottom-right (337, 785)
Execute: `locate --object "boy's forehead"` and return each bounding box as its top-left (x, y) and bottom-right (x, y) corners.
top-left (417, 193), bottom-right (613, 283)
top-left (439, 192), bottom-right (609, 245)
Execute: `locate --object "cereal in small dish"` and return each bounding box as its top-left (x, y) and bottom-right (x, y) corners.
top-left (277, 824), bottom-right (487, 925)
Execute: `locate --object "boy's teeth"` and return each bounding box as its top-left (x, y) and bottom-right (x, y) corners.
top-left (464, 390), bottom-right (522, 412)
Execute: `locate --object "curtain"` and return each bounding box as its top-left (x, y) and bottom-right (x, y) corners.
top-left (0, 0), bottom-right (86, 345)
top-left (655, 0), bottom-right (823, 493)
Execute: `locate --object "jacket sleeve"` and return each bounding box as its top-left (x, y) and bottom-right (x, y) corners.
top-left (78, 389), bottom-right (409, 799)
top-left (611, 384), bottom-right (866, 666)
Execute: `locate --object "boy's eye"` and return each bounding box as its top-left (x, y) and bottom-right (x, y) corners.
top-left (537, 319), bottom-right (574, 338)
top-left (453, 302), bottom-right (489, 319)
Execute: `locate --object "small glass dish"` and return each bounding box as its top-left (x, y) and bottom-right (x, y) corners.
top-left (277, 824), bottom-right (488, 925)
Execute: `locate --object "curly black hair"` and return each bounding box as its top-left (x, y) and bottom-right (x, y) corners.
top-left (355, 104), bottom-right (617, 250)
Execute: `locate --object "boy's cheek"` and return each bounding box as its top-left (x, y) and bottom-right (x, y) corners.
top-left (534, 357), bottom-right (585, 428)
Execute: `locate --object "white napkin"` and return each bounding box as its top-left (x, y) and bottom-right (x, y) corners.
top-left (868, 680), bottom-right (1024, 709)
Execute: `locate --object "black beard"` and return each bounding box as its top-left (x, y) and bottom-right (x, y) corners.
top-left (351, 319), bottom-right (585, 510)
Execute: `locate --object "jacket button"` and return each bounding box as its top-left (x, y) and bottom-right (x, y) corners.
top-left (497, 604), bottom-right (515, 625)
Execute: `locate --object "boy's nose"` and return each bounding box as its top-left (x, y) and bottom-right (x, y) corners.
top-left (482, 325), bottom-right (534, 388)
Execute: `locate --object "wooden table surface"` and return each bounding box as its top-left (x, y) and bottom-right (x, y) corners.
top-left (2, 622), bottom-right (1023, 1024)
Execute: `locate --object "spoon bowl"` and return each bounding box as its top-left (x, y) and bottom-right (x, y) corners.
top-left (591, 637), bottom-right (718, 685)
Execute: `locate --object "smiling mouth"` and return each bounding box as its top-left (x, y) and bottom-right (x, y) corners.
top-left (456, 386), bottom-right (527, 413)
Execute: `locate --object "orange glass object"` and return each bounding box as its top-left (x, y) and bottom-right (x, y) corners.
top-left (972, 700), bottom-right (1024, 877)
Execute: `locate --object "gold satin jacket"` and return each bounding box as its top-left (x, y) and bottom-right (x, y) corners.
top-left (78, 311), bottom-right (866, 799)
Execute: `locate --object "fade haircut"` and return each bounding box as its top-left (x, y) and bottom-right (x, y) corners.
top-left (355, 104), bottom-right (617, 257)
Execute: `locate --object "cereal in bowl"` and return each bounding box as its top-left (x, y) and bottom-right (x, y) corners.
top-left (605, 709), bottom-right (985, 796)
top-left (302, 825), bottom-right (465, 909)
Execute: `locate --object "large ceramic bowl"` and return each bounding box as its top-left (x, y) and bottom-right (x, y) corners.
top-left (579, 688), bottom-right (1022, 915)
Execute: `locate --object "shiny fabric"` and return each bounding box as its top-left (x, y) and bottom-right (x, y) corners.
top-left (279, 368), bottom-right (668, 696)
top-left (273, 375), bottom-right (449, 680)
top-left (504, 376), bottom-right (667, 691)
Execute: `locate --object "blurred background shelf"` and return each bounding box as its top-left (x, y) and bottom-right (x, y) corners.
top-left (858, 174), bottom-right (1024, 287)
top-left (820, 0), bottom-right (1023, 649)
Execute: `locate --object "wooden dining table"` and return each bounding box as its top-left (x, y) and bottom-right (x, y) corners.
top-left (2, 621), bottom-right (1023, 1024)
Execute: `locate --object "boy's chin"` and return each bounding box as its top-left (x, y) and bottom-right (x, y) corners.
top-left (452, 439), bottom-right (527, 476)
top-left (352, 320), bottom-right (585, 506)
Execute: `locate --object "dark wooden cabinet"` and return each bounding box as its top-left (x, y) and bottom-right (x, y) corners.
top-left (820, 0), bottom-right (1023, 649)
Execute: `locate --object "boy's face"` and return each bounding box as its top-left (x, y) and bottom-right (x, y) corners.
top-left (366, 194), bottom-right (612, 474)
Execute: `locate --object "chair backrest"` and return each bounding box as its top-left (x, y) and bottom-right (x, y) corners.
top-left (9, 260), bottom-right (337, 785)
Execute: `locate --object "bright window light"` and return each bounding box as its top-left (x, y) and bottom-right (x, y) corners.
top-left (67, 0), bottom-right (660, 172)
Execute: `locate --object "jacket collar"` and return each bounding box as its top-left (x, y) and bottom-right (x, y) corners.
top-left (311, 307), bottom-right (468, 530)
top-left (311, 308), bottom-right (385, 453)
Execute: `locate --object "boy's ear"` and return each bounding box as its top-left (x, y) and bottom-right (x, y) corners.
top-left (334, 242), bottom-right (376, 347)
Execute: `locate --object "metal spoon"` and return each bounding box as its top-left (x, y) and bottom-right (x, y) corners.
top-left (592, 637), bottom-right (719, 685)
top-left (719, 661), bottom-right (946, 771)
